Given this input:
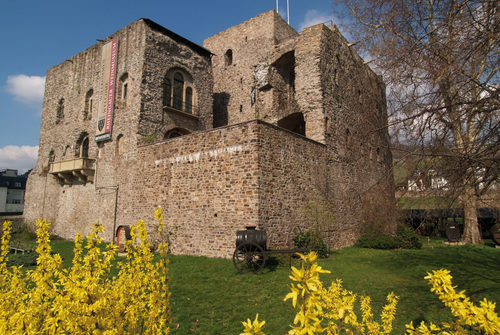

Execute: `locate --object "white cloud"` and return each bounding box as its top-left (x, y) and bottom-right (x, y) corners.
top-left (0, 145), bottom-right (38, 174)
top-left (5, 74), bottom-right (45, 106)
top-left (299, 9), bottom-right (334, 31)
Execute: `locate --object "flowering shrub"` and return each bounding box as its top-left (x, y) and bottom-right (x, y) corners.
top-left (241, 252), bottom-right (499, 335)
top-left (241, 252), bottom-right (398, 335)
top-left (406, 269), bottom-right (500, 335)
top-left (0, 210), bottom-right (170, 335)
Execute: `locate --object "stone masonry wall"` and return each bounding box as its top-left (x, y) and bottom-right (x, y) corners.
top-left (129, 121), bottom-right (261, 258)
top-left (319, 24), bottom-right (395, 240)
top-left (138, 21), bottom-right (213, 144)
top-left (24, 19), bottom-right (148, 236)
top-left (204, 11), bottom-right (298, 127)
top-left (130, 120), bottom-right (329, 258)
top-left (256, 123), bottom-right (328, 249)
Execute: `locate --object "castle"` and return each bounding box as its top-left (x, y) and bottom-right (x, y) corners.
top-left (24, 11), bottom-right (394, 258)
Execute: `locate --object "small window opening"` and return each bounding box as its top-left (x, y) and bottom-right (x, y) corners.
top-left (56, 98), bottom-right (65, 124)
top-left (63, 145), bottom-right (70, 158)
top-left (277, 112), bottom-right (305, 136)
top-left (81, 137), bottom-right (89, 158)
top-left (76, 133), bottom-right (90, 158)
top-left (116, 134), bottom-right (124, 155)
top-left (164, 128), bottom-right (190, 139)
top-left (119, 73), bottom-right (129, 103)
top-left (84, 89), bottom-right (93, 120)
top-left (48, 150), bottom-right (55, 164)
top-left (225, 49), bottom-right (233, 66)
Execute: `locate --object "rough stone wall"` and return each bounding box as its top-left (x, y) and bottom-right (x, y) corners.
top-left (24, 19), bottom-right (148, 236)
top-left (319, 24), bottom-right (395, 240)
top-left (125, 120), bottom-right (328, 258)
top-left (293, 26), bottom-right (327, 143)
top-left (24, 13), bottom-right (396, 257)
top-left (204, 10), bottom-right (298, 127)
top-left (130, 122), bottom-right (261, 258)
top-left (137, 22), bottom-right (213, 144)
top-left (256, 123), bottom-right (328, 249)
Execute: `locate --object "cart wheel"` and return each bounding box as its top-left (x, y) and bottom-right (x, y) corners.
top-left (233, 242), bottom-right (266, 274)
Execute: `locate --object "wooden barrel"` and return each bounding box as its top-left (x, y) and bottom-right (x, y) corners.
top-left (445, 224), bottom-right (461, 242)
top-left (491, 223), bottom-right (500, 245)
top-left (236, 227), bottom-right (267, 250)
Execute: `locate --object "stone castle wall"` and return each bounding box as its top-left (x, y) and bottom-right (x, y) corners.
top-left (24, 20), bottom-right (148, 234)
top-left (129, 120), bottom-right (328, 258)
top-left (137, 20), bottom-right (213, 143)
top-left (24, 12), bottom-right (396, 257)
top-left (204, 11), bottom-right (298, 127)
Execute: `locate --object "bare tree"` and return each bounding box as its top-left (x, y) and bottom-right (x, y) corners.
top-left (334, 0), bottom-right (499, 243)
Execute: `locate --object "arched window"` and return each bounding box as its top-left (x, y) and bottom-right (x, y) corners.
top-left (84, 89), bottom-right (93, 120)
top-left (119, 73), bottom-right (129, 103)
top-left (63, 145), bottom-right (70, 158)
top-left (76, 133), bottom-right (90, 158)
top-left (81, 137), bottom-right (89, 158)
top-left (163, 69), bottom-right (195, 114)
top-left (164, 128), bottom-right (190, 139)
top-left (225, 49), bottom-right (233, 66)
top-left (173, 73), bottom-right (184, 110)
top-left (116, 134), bottom-right (124, 156)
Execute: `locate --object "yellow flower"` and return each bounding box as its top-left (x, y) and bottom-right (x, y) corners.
top-left (241, 313), bottom-right (266, 335)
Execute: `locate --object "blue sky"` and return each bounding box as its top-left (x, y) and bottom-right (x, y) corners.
top-left (0, 0), bottom-right (340, 173)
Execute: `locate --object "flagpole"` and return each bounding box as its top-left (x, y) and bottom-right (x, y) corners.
top-left (287, 0), bottom-right (290, 24)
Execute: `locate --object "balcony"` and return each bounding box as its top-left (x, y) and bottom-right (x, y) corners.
top-left (162, 98), bottom-right (199, 121)
top-left (50, 158), bottom-right (95, 184)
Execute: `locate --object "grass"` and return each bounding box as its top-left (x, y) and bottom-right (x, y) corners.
top-left (167, 241), bottom-right (500, 334)
top-left (6, 230), bottom-right (500, 335)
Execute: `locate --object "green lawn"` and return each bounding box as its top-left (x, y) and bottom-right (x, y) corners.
top-left (166, 242), bottom-right (500, 334)
top-left (7, 230), bottom-right (500, 334)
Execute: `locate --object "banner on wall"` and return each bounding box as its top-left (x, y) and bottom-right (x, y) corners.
top-left (95, 39), bottom-right (118, 142)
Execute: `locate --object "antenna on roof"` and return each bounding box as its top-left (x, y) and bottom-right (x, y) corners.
top-left (287, 0), bottom-right (290, 24)
top-left (276, 0), bottom-right (278, 12)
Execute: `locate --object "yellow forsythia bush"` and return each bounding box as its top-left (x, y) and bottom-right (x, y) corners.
top-left (241, 252), bottom-right (499, 335)
top-left (0, 209), bottom-right (170, 335)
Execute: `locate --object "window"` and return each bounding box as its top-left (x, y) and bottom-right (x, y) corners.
top-left (173, 73), bottom-right (184, 110)
top-left (84, 89), bottom-right (93, 120)
top-left (119, 73), bottom-right (129, 103)
top-left (163, 78), bottom-right (172, 107)
top-left (115, 134), bottom-right (124, 155)
top-left (76, 133), bottom-right (90, 158)
top-left (164, 128), bottom-right (190, 139)
top-left (56, 98), bottom-right (65, 124)
top-left (48, 150), bottom-right (55, 164)
top-left (63, 145), bottom-right (70, 158)
top-left (277, 113), bottom-right (305, 136)
top-left (163, 69), bottom-right (195, 114)
top-left (225, 49), bottom-right (233, 66)
top-left (185, 87), bottom-right (193, 114)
